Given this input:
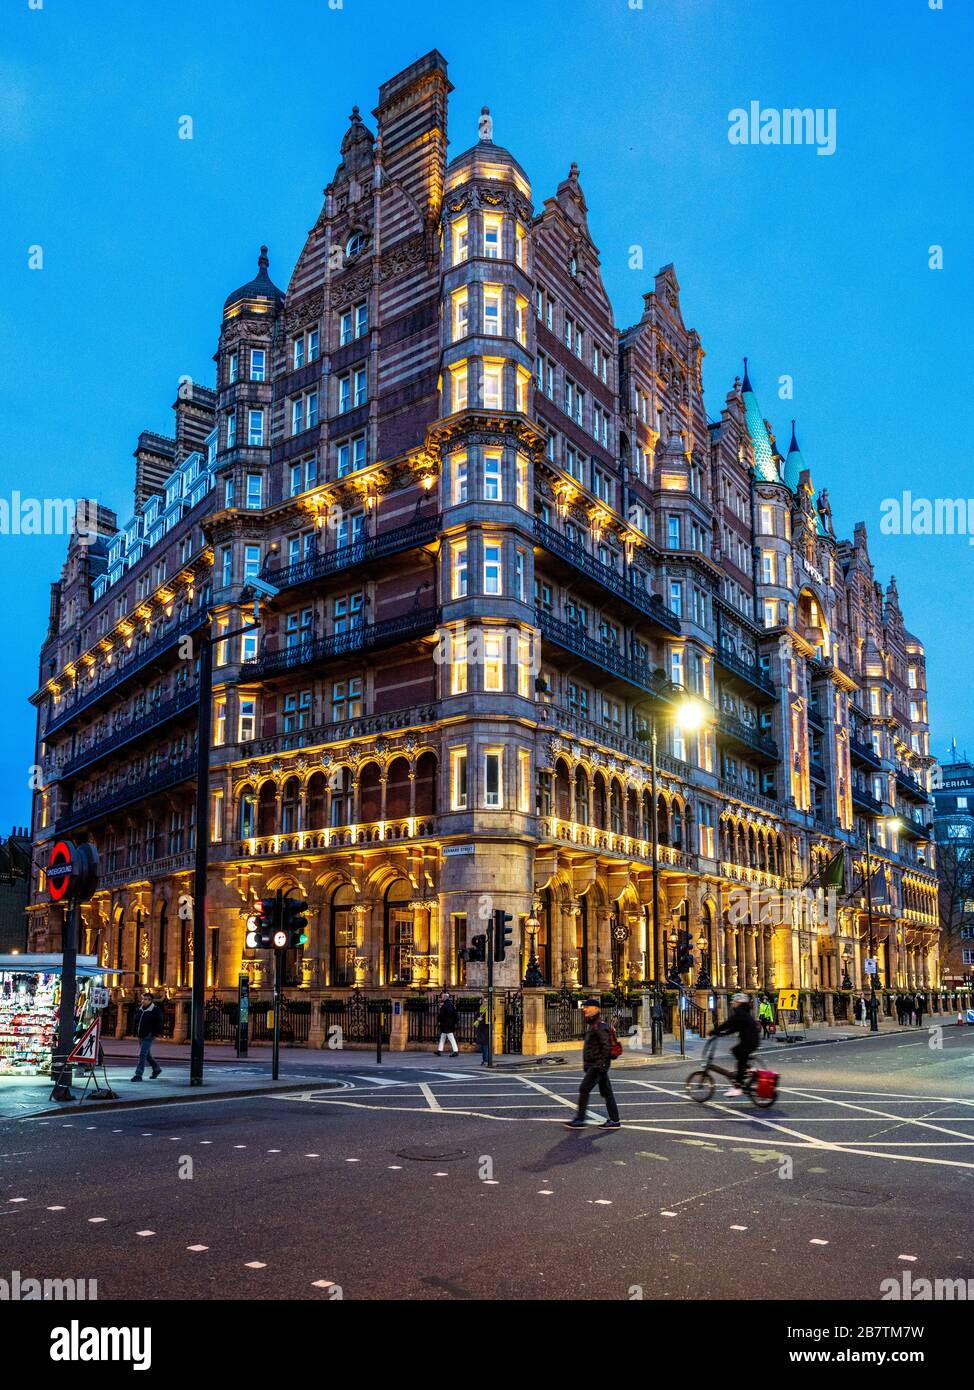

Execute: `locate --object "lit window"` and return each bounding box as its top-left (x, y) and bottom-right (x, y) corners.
top-left (452, 453), bottom-right (468, 504)
top-left (483, 286), bottom-right (502, 335)
top-left (452, 542), bottom-right (468, 598)
top-left (483, 361), bottom-right (503, 410)
top-left (761, 550), bottom-right (775, 584)
top-left (227, 352), bottom-right (238, 384)
top-left (484, 542), bottom-right (502, 595)
top-left (245, 473), bottom-right (262, 509)
top-left (515, 223), bottom-right (527, 269)
top-left (484, 634), bottom-right (504, 691)
top-left (483, 452), bottom-right (502, 500)
top-left (516, 455), bottom-right (528, 509)
top-left (210, 790), bottom-right (224, 842)
top-left (453, 290), bottom-right (468, 341)
top-left (484, 748), bottom-right (503, 807)
top-left (515, 296), bottom-right (527, 345)
top-left (238, 698), bottom-right (256, 742)
top-left (518, 748), bottom-right (531, 812)
top-left (517, 634), bottom-right (531, 697)
top-left (452, 365), bottom-right (468, 413)
top-left (451, 631), bottom-right (467, 693)
top-left (483, 214), bottom-right (502, 259)
top-left (763, 601), bottom-right (777, 629)
top-left (452, 218), bottom-right (468, 264)
top-left (213, 698), bottom-right (226, 746)
top-left (760, 505), bottom-right (773, 535)
top-left (516, 368), bottom-right (530, 414)
top-left (450, 747), bottom-right (468, 809)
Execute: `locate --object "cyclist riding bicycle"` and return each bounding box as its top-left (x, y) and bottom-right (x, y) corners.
top-left (712, 992), bottom-right (761, 1096)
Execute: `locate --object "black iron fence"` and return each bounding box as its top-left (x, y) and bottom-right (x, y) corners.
top-left (405, 994), bottom-right (482, 1045)
top-left (543, 989), bottom-right (642, 1044)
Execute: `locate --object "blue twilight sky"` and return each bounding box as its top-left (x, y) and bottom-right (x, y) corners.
top-left (0, 0), bottom-right (971, 833)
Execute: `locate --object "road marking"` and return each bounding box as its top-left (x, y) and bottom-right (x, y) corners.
top-left (538, 1189), bottom-right (554, 1195)
top-left (46, 1205), bottom-right (65, 1211)
top-left (785, 1085), bottom-right (974, 1143)
top-left (731, 1225), bottom-right (748, 1231)
top-left (8, 1198), bottom-right (27, 1204)
top-left (245, 1261), bottom-right (266, 1268)
top-left (418, 1082), bottom-right (442, 1112)
top-left (88, 1217), bottom-right (107, 1224)
top-left (516, 1075), bottom-right (577, 1110)
top-left (187, 1244), bottom-right (208, 1252)
top-left (312, 1279), bottom-right (336, 1289)
top-left (810, 1239), bottom-right (829, 1246)
top-left (899, 1255), bottom-right (918, 1262)
top-left (136, 1231), bottom-right (155, 1237)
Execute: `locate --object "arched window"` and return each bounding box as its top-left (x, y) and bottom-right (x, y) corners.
top-left (414, 751), bottom-right (437, 817)
top-left (257, 783), bottom-right (276, 837)
top-left (239, 786), bottom-right (256, 839)
top-left (574, 769), bottom-right (589, 825)
top-left (386, 757), bottom-right (411, 820)
top-left (345, 231), bottom-right (365, 259)
top-left (359, 761), bottom-right (382, 823)
top-left (384, 880), bottom-right (414, 985)
top-left (281, 777), bottom-right (300, 834)
top-left (307, 772), bottom-right (326, 830)
top-left (330, 768), bottom-right (351, 827)
top-left (330, 884), bottom-right (357, 986)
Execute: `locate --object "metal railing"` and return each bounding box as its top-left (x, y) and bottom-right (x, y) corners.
top-left (534, 517), bottom-right (681, 634)
top-left (55, 753), bottom-right (197, 832)
top-left (537, 610), bottom-right (673, 699)
top-left (537, 703), bottom-right (692, 779)
top-left (713, 642), bottom-right (775, 696)
top-left (263, 513), bottom-right (441, 590)
top-left (850, 736), bottom-right (882, 768)
top-left (45, 610), bottom-right (207, 736)
top-left (241, 607), bottom-right (441, 680)
top-left (716, 711), bottom-right (778, 759)
top-left (51, 681), bottom-right (200, 781)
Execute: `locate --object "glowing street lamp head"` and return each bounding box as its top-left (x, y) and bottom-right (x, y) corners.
top-left (676, 697), bottom-right (707, 732)
top-left (885, 816), bottom-right (904, 834)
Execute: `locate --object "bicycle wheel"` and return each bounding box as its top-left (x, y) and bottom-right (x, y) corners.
top-left (747, 1082), bottom-right (777, 1109)
top-left (685, 1069), bottom-right (715, 1103)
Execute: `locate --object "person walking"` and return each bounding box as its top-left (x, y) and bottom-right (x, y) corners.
top-left (130, 992), bottom-right (164, 1081)
top-left (473, 1000), bottom-right (490, 1066)
top-left (914, 991), bottom-right (925, 1028)
top-left (855, 993), bottom-right (868, 1027)
top-left (758, 995), bottom-right (775, 1040)
top-left (895, 992), bottom-right (906, 1026)
top-left (435, 992), bottom-right (460, 1057)
top-left (564, 998), bottom-right (621, 1130)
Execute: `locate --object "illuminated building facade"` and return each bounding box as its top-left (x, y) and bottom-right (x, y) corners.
top-left (27, 52), bottom-right (941, 1042)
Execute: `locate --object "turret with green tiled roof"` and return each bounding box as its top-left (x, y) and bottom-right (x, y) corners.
top-left (741, 358), bottom-right (780, 483)
top-left (784, 420), bottom-right (824, 534)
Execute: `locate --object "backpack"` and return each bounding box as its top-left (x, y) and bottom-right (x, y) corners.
top-left (607, 1024), bottom-right (623, 1060)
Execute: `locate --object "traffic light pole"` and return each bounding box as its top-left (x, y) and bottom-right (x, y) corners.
top-left (51, 898), bottom-right (79, 1100)
top-left (272, 889), bottom-right (283, 1081)
top-left (190, 627), bottom-right (213, 1086)
top-left (486, 914), bottom-right (494, 1069)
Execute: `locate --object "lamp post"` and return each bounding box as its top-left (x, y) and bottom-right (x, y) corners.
top-left (863, 815), bottom-right (903, 1034)
top-left (635, 684), bottom-right (710, 989)
top-left (523, 914), bottom-right (544, 988)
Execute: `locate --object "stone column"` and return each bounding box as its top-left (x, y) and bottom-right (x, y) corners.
top-left (390, 995), bottom-right (408, 1052)
top-left (172, 998), bottom-right (189, 1042)
top-left (308, 998), bottom-right (325, 1049)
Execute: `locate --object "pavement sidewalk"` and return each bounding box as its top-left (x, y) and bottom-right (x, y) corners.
top-left (0, 1013), bottom-right (958, 1120)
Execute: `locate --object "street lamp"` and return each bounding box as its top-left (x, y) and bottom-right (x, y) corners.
top-left (635, 684), bottom-right (710, 989)
top-left (523, 913), bottom-right (544, 987)
top-left (863, 814), bottom-right (903, 1033)
top-left (695, 928), bottom-right (711, 989)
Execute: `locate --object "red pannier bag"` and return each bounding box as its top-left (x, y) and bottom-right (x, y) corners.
top-left (754, 1068), bottom-right (779, 1099)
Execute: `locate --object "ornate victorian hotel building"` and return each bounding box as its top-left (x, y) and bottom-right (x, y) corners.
top-left (27, 52), bottom-right (940, 1043)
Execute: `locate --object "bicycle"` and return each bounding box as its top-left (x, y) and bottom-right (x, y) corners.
top-left (685, 1035), bottom-right (779, 1108)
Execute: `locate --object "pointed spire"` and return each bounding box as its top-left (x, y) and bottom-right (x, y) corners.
top-left (739, 359), bottom-right (778, 483)
top-left (788, 419), bottom-right (800, 455)
top-left (257, 244), bottom-right (269, 270)
top-left (349, 105), bottom-right (362, 125)
top-left (741, 356), bottom-right (753, 393)
top-left (783, 418), bottom-right (806, 490)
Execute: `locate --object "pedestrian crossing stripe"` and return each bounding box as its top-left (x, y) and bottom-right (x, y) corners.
top-left (67, 1016), bottom-right (101, 1065)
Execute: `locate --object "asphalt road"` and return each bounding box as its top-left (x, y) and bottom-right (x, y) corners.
top-left (2, 1027), bottom-right (973, 1301)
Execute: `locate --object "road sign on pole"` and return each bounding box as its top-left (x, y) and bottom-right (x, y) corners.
top-left (67, 1016), bottom-right (101, 1066)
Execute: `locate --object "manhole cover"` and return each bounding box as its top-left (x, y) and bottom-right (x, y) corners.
top-left (803, 1189), bottom-right (893, 1209)
top-left (396, 1144), bottom-right (468, 1162)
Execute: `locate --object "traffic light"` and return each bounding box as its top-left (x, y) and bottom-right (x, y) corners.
top-left (494, 910), bottom-right (514, 962)
top-left (246, 897), bottom-right (278, 949)
top-left (676, 930), bottom-right (694, 975)
top-left (283, 895), bottom-right (309, 950)
top-left (467, 934), bottom-right (487, 963)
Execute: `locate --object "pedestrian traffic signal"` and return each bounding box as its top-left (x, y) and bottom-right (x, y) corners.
top-left (467, 933), bottom-right (487, 962)
top-left (283, 895), bottom-right (309, 949)
top-left (246, 897), bottom-right (278, 949)
top-left (494, 910), bottom-right (514, 962)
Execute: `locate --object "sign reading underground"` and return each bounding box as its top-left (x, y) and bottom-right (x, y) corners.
top-left (47, 840), bottom-right (99, 903)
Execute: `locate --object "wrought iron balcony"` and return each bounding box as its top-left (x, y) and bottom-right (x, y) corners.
top-left (713, 641), bottom-right (775, 697)
top-left (241, 606), bottom-right (441, 680)
top-left (45, 610), bottom-right (207, 738)
top-left (850, 736), bottom-right (882, 770)
top-left (896, 767), bottom-right (929, 802)
top-left (806, 705), bottom-right (825, 731)
top-left (851, 784), bottom-right (883, 814)
top-left (533, 518), bottom-right (681, 635)
top-left (536, 609), bottom-right (672, 700)
top-left (263, 513), bottom-right (442, 591)
top-left (50, 681), bottom-right (200, 781)
top-left (55, 753), bottom-right (197, 833)
top-left (715, 711), bottom-right (778, 760)
top-left (248, 702), bottom-right (439, 758)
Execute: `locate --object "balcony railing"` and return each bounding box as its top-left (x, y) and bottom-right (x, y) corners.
top-left (248, 703), bottom-right (439, 758)
top-left (538, 816), bottom-right (695, 870)
top-left (715, 711), bottom-right (778, 760)
top-left (896, 767), bottom-right (928, 802)
top-left (234, 817), bottom-right (437, 858)
top-left (851, 785), bottom-right (883, 814)
top-left (241, 606), bottom-right (441, 680)
top-left (534, 518), bottom-right (681, 635)
top-left (50, 681), bottom-right (200, 781)
top-left (55, 753), bottom-right (197, 833)
top-left (850, 736), bottom-right (882, 769)
top-left (263, 514), bottom-right (441, 591)
top-left (536, 703), bottom-right (692, 779)
top-left (97, 850), bottom-right (196, 891)
top-left (716, 779), bottom-right (781, 816)
top-left (45, 610), bottom-right (207, 737)
top-left (713, 642), bottom-right (775, 697)
top-left (537, 610), bottom-right (673, 700)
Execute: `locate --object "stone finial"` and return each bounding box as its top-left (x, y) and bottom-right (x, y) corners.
top-left (479, 106), bottom-right (493, 142)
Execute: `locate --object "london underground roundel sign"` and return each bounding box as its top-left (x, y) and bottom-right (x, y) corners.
top-left (47, 839), bottom-right (99, 903)
top-left (47, 840), bottom-right (76, 901)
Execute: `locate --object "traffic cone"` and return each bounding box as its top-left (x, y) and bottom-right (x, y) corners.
top-left (957, 1011), bottom-right (964, 1026)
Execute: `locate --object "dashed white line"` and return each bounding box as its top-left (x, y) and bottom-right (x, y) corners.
top-left (187, 1244), bottom-right (208, 1252)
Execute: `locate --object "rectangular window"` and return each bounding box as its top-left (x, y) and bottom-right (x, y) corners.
top-left (483, 214), bottom-right (502, 258)
top-left (250, 349), bottom-right (266, 382)
top-left (221, 545), bottom-right (232, 587)
top-left (515, 296), bottom-right (527, 346)
top-left (452, 453), bottom-right (468, 504)
top-left (761, 550), bottom-right (775, 584)
top-left (245, 473), bottom-right (262, 509)
top-left (483, 542), bottom-right (502, 595)
top-left (210, 790), bottom-right (224, 843)
top-left (450, 747), bottom-right (468, 810)
top-left (293, 335), bottom-right (306, 368)
top-left (307, 327), bottom-right (319, 361)
top-left (483, 286), bottom-right (502, 335)
top-left (516, 368), bottom-right (530, 414)
top-left (331, 678), bottom-right (363, 722)
top-left (667, 516), bottom-right (680, 549)
top-left (518, 748), bottom-right (531, 813)
top-left (213, 698), bottom-right (226, 747)
top-left (484, 634), bottom-right (503, 691)
top-left (515, 548), bottom-right (526, 602)
top-left (517, 633), bottom-right (531, 697)
top-left (483, 451), bottom-right (502, 500)
top-left (453, 289), bottom-right (468, 341)
top-left (452, 365), bottom-right (468, 413)
top-left (760, 505), bottom-right (773, 535)
top-left (228, 352), bottom-right (238, 385)
top-left (353, 366), bottom-right (367, 407)
top-left (515, 222), bottom-right (527, 269)
top-left (243, 545), bottom-right (261, 581)
top-left (764, 600), bottom-right (777, 629)
top-left (452, 217), bottom-right (469, 263)
top-left (238, 698), bottom-right (256, 743)
top-left (338, 313), bottom-right (352, 348)
top-left (451, 631), bottom-right (467, 693)
top-left (669, 581), bottom-right (682, 617)
top-left (516, 455), bottom-right (528, 509)
top-left (226, 410), bottom-right (237, 449)
top-left (483, 361), bottom-right (503, 410)
top-left (452, 542), bottom-right (468, 598)
top-left (354, 302), bottom-right (367, 339)
top-left (339, 375), bottom-right (351, 414)
top-left (337, 435), bottom-right (367, 476)
top-left (484, 748), bottom-right (503, 808)
top-left (333, 592), bottom-right (363, 635)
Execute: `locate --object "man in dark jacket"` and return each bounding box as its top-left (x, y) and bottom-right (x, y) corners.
top-left (131, 992), bottom-right (163, 1081)
top-left (713, 992), bottom-right (760, 1096)
top-left (435, 993), bottom-right (460, 1057)
top-left (565, 998), bottom-right (621, 1129)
